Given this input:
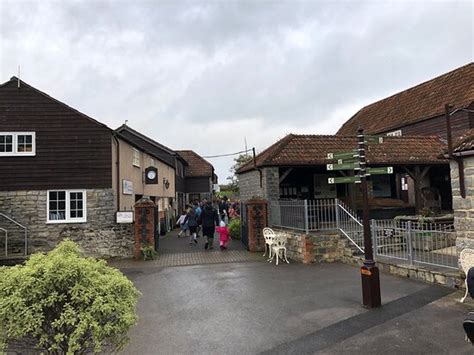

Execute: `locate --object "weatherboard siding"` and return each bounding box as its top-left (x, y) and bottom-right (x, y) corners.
top-left (185, 177), bottom-right (211, 193)
top-left (379, 110), bottom-right (472, 139)
top-left (0, 80), bottom-right (112, 190)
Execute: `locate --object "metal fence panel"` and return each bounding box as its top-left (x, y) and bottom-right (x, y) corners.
top-left (267, 200), bottom-right (457, 270)
top-left (372, 219), bottom-right (457, 269)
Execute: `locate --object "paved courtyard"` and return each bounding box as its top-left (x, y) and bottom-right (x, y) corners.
top-left (118, 254), bottom-right (474, 354)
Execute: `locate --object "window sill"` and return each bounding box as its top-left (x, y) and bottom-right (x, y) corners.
top-left (46, 219), bottom-right (87, 224)
top-left (0, 153), bottom-right (36, 157)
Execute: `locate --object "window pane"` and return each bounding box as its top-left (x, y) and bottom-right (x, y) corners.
top-left (58, 191), bottom-right (66, 200)
top-left (50, 191), bottom-right (57, 200)
top-left (18, 135), bottom-right (24, 144)
top-left (69, 191), bottom-right (84, 220)
top-left (0, 135), bottom-right (13, 153)
top-left (26, 136), bottom-right (32, 144)
top-left (59, 201), bottom-right (66, 210)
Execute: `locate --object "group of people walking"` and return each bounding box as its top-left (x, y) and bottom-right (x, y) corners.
top-left (176, 197), bottom-right (238, 251)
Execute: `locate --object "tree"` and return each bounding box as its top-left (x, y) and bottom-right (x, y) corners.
top-left (0, 240), bottom-right (140, 354)
top-left (226, 153), bottom-right (253, 192)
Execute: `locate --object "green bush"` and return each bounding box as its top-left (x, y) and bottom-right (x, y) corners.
top-left (229, 218), bottom-right (241, 240)
top-left (140, 243), bottom-right (158, 261)
top-left (0, 240), bottom-right (140, 354)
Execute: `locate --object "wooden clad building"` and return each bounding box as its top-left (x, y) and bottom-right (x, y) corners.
top-left (0, 77), bottom-right (112, 191)
top-left (0, 77), bottom-right (173, 257)
top-left (337, 63), bottom-right (474, 139)
top-left (176, 150), bottom-right (218, 203)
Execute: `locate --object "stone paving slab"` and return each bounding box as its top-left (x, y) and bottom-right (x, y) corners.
top-left (109, 250), bottom-right (263, 268)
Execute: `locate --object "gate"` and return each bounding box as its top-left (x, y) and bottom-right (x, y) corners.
top-left (240, 202), bottom-right (248, 248)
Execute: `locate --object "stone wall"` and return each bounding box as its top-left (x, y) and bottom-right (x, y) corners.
top-left (239, 167), bottom-right (280, 201)
top-left (0, 189), bottom-right (134, 258)
top-left (272, 228), bottom-right (342, 264)
top-left (452, 157), bottom-right (474, 252)
top-left (239, 170), bottom-right (263, 201)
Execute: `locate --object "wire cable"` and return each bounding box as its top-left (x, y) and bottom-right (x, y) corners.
top-left (202, 149), bottom-right (253, 159)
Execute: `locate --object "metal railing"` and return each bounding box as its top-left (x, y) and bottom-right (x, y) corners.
top-left (0, 213), bottom-right (28, 257)
top-left (267, 199), bottom-right (457, 269)
top-left (268, 198), bottom-right (364, 252)
top-left (372, 219), bottom-right (457, 269)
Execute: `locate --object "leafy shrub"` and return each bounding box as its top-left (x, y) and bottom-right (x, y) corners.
top-left (140, 243), bottom-right (158, 261)
top-left (229, 218), bottom-right (241, 240)
top-left (0, 240), bottom-right (140, 354)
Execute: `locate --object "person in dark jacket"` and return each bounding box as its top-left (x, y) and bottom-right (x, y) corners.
top-left (198, 202), bottom-right (219, 250)
top-left (184, 207), bottom-right (199, 245)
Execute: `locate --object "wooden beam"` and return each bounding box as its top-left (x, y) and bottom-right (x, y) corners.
top-left (420, 166), bottom-right (431, 180)
top-left (414, 166), bottom-right (422, 214)
top-left (402, 165), bottom-right (422, 214)
top-left (279, 168), bottom-right (293, 183)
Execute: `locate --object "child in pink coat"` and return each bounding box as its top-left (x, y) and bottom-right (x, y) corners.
top-left (216, 221), bottom-right (230, 250)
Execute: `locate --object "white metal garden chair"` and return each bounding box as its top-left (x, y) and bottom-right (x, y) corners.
top-left (269, 233), bottom-right (290, 266)
top-left (263, 227), bottom-right (276, 260)
top-left (460, 248), bottom-right (474, 303)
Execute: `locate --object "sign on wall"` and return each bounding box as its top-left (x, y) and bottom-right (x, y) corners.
top-left (122, 180), bottom-right (133, 195)
top-left (116, 211), bottom-right (134, 223)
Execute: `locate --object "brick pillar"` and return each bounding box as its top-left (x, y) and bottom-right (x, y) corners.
top-left (245, 199), bottom-right (268, 252)
top-left (302, 236), bottom-right (314, 264)
top-left (134, 198), bottom-right (156, 259)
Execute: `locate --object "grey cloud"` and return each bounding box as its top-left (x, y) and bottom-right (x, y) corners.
top-left (0, 0), bottom-right (472, 180)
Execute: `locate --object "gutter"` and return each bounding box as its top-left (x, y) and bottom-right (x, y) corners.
top-left (112, 134), bottom-right (121, 210)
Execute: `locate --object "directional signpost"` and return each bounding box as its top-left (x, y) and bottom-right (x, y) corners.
top-left (366, 167), bottom-right (393, 175)
top-left (326, 128), bottom-right (393, 308)
top-left (326, 162), bottom-right (360, 171)
top-left (328, 176), bottom-right (361, 184)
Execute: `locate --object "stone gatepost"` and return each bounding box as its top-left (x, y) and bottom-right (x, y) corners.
top-left (134, 198), bottom-right (156, 260)
top-left (245, 199), bottom-right (268, 252)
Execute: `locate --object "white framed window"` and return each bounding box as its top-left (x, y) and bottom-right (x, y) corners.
top-left (0, 132), bottom-right (36, 156)
top-left (47, 190), bottom-right (87, 223)
top-left (132, 148), bottom-right (140, 167)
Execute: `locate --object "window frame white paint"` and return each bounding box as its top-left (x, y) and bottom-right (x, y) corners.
top-left (47, 189), bottom-right (87, 224)
top-left (0, 132), bottom-right (36, 156)
top-left (132, 148), bottom-right (140, 167)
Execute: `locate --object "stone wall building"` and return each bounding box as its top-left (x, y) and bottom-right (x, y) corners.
top-left (451, 130), bottom-right (474, 252)
top-left (0, 76), bottom-right (176, 258)
top-left (237, 134), bottom-right (449, 218)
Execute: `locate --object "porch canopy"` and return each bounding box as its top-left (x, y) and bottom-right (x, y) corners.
top-left (238, 134), bottom-right (449, 214)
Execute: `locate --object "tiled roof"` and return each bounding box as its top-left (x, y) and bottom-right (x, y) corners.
top-left (237, 134), bottom-right (447, 173)
top-left (337, 63), bottom-right (474, 135)
top-left (115, 124), bottom-right (179, 168)
top-left (453, 128), bottom-right (474, 153)
top-left (176, 150), bottom-right (214, 177)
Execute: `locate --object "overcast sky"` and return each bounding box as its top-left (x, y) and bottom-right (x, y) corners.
top-left (1, 0), bottom-right (472, 181)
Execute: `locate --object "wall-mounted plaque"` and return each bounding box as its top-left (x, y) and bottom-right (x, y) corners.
top-left (123, 180), bottom-right (133, 195)
top-left (116, 211), bottom-right (134, 223)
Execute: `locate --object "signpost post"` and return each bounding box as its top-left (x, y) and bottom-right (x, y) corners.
top-left (357, 127), bottom-right (381, 308)
top-left (326, 127), bottom-right (390, 308)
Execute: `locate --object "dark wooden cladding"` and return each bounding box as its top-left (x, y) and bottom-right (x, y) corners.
top-left (185, 177), bottom-right (211, 194)
top-left (175, 175), bottom-right (186, 192)
top-left (0, 79), bottom-right (112, 191)
top-left (380, 110), bottom-right (472, 139)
